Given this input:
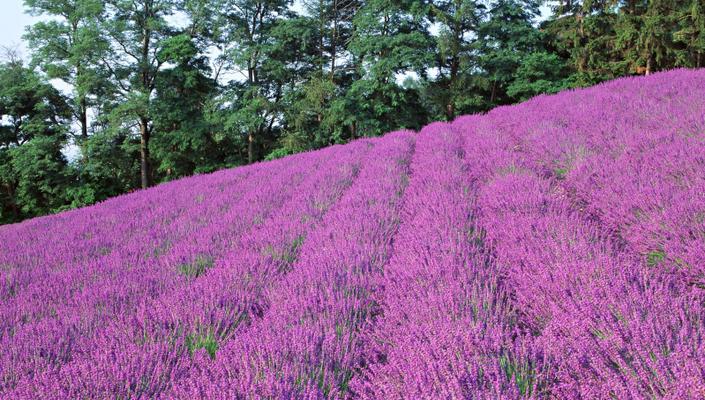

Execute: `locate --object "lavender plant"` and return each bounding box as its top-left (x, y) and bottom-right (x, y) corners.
top-left (1, 69), bottom-right (704, 399)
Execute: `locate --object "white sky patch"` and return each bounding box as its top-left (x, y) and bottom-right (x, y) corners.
top-left (0, 1), bottom-right (39, 60)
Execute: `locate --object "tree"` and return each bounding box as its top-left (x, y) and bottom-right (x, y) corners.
top-left (428, 0), bottom-right (485, 119)
top-left (506, 52), bottom-right (571, 101)
top-left (151, 34), bottom-right (223, 178)
top-left (347, 0), bottom-right (432, 134)
top-left (673, 0), bottom-right (705, 68)
top-left (24, 0), bottom-right (107, 142)
top-left (100, 0), bottom-right (182, 188)
top-left (301, 0), bottom-right (360, 81)
top-left (476, 0), bottom-right (545, 104)
top-left (208, 0), bottom-right (292, 164)
top-left (280, 0), bottom-right (361, 147)
top-left (545, 0), bottom-right (623, 84)
top-left (634, 0), bottom-right (676, 75)
top-left (0, 60), bottom-right (72, 223)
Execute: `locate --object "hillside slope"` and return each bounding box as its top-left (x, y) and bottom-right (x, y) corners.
top-left (1, 69), bottom-right (704, 399)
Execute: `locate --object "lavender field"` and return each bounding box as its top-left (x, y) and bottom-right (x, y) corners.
top-left (1, 70), bottom-right (704, 399)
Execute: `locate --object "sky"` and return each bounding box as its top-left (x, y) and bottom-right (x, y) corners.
top-left (0, 1), bottom-right (39, 60)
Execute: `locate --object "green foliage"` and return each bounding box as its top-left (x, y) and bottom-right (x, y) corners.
top-left (544, 0), bottom-right (704, 81)
top-left (263, 234), bottom-right (305, 273)
top-left (507, 52), bottom-right (572, 101)
top-left (24, 0), bottom-right (108, 140)
top-left (0, 61), bottom-right (73, 223)
top-left (62, 185), bottom-right (98, 210)
top-left (9, 136), bottom-right (72, 215)
top-left (672, 0), bottom-right (705, 67)
top-left (177, 255), bottom-right (215, 278)
top-left (426, 0), bottom-right (486, 119)
top-left (499, 353), bottom-right (538, 397)
top-left (265, 146), bottom-right (297, 161)
top-left (476, 0), bottom-right (552, 105)
top-left (553, 166), bottom-right (569, 180)
top-left (646, 250), bottom-right (666, 267)
top-left (80, 129), bottom-right (141, 197)
top-left (151, 36), bottom-right (226, 180)
top-left (184, 329), bottom-right (219, 359)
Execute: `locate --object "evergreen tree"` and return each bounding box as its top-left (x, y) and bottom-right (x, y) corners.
top-left (208, 0), bottom-right (292, 164)
top-left (275, 0), bottom-right (361, 153)
top-left (151, 34), bottom-right (223, 178)
top-left (347, 0), bottom-right (432, 135)
top-left (100, 0), bottom-right (182, 188)
top-left (545, 0), bottom-right (622, 84)
top-left (477, 0), bottom-right (544, 104)
top-left (427, 0), bottom-right (486, 119)
top-left (673, 0), bottom-right (705, 67)
top-left (0, 60), bottom-right (72, 223)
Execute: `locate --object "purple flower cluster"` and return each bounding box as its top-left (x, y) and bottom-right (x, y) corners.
top-left (1, 69), bottom-right (704, 398)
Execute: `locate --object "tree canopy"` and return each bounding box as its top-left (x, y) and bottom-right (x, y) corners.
top-left (0, 0), bottom-right (702, 224)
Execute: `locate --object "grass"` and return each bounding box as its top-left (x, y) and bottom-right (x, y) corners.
top-left (646, 250), bottom-right (666, 267)
top-left (185, 329), bottom-right (219, 359)
top-left (177, 255), bottom-right (214, 278)
top-left (499, 353), bottom-right (538, 397)
top-left (263, 234), bottom-right (305, 273)
top-left (590, 327), bottom-right (608, 340)
top-left (553, 167), bottom-right (568, 180)
top-left (466, 226), bottom-right (486, 248)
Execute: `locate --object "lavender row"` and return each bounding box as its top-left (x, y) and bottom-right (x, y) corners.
top-left (350, 122), bottom-right (529, 398)
top-left (0, 154), bottom-right (307, 395)
top-left (465, 69), bottom-right (705, 282)
top-left (473, 167), bottom-right (704, 397)
top-left (451, 91), bottom-right (705, 397)
top-left (1, 68), bottom-right (703, 398)
top-left (10, 143), bottom-right (373, 398)
top-left (165, 131), bottom-right (415, 398)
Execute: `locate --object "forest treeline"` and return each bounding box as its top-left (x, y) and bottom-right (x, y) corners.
top-left (1, 0), bottom-right (703, 224)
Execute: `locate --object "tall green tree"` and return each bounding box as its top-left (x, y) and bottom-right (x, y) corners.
top-left (673, 0), bottom-right (705, 67)
top-left (545, 0), bottom-right (622, 84)
top-left (301, 0), bottom-right (360, 81)
top-left (100, 0), bottom-right (182, 188)
top-left (477, 0), bottom-right (544, 104)
top-left (208, 0), bottom-right (292, 164)
top-left (611, 0), bottom-right (677, 76)
top-left (24, 0), bottom-right (107, 142)
top-left (347, 0), bottom-right (432, 135)
top-left (0, 60), bottom-right (72, 223)
top-left (151, 34), bottom-right (223, 178)
top-left (428, 0), bottom-right (485, 119)
top-left (279, 0), bottom-right (361, 148)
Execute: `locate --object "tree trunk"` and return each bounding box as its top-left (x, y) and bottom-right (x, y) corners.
top-left (331, 0), bottom-right (338, 82)
top-left (248, 132), bottom-right (255, 164)
top-left (139, 118), bottom-right (152, 188)
top-left (446, 103), bottom-right (455, 121)
top-left (3, 184), bottom-right (20, 221)
top-left (645, 54), bottom-right (652, 76)
top-left (79, 96), bottom-right (88, 140)
top-left (76, 56), bottom-right (89, 141)
top-left (447, 55), bottom-right (459, 120)
top-left (139, 0), bottom-right (153, 189)
top-left (319, 0), bottom-right (325, 76)
top-left (490, 80), bottom-right (497, 104)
